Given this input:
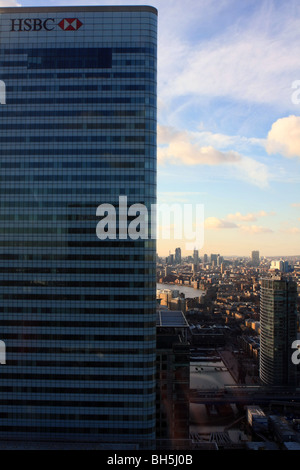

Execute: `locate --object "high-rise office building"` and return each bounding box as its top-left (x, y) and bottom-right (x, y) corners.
top-left (193, 249), bottom-right (199, 265)
top-left (0, 6), bottom-right (157, 448)
top-left (217, 254), bottom-right (223, 267)
top-left (260, 275), bottom-right (297, 387)
top-left (210, 253), bottom-right (218, 266)
top-left (251, 250), bottom-right (260, 267)
top-left (167, 253), bottom-right (174, 265)
top-left (174, 247), bottom-right (181, 265)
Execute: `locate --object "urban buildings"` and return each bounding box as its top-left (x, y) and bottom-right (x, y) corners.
top-left (270, 259), bottom-right (291, 273)
top-left (166, 253), bottom-right (174, 265)
top-left (0, 5), bottom-right (157, 447)
top-left (260, 275), bottom-right (298, 386)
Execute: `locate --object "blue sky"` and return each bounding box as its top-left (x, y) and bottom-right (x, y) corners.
top-left (2, 0), bottom-right (300, 257)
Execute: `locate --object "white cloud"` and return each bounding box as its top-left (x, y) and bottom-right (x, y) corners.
top-left (239, 225), bottom-right (273, 234)
top-left (158, 125), bottom-right (240, 166)
top-left (158, 125), bottom-right (270, 187)
top-left (205, 213), bottom-right (275, 232)
top-left (205, 217), bottom-right (237, 230)
top-left (0, 1), bottom-right (20, 5)
top-left (227, 210), bottom-right (274, 222)
top-left (266, 115), bottom-right (300, 158)
top-left (227, 212), bottom-right (256, 222)
top-left (231, 156), bottom-right (270, 189)
top-left (192, 130), bottom-right (264, 152)
top-left (158, 8), bottom-right (300, 111)
top-left (158, 191), bottom-right (206, 204)
top-left (282, 227), bottom-right (300, 234)
top-left (186, 46), bottom-right (286, 103)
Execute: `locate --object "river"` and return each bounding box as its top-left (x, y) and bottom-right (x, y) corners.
top-left (156, 282), bottom-right (205, 298)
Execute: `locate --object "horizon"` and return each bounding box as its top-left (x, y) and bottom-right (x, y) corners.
top-left (157, 252), bottom-right (300, 259)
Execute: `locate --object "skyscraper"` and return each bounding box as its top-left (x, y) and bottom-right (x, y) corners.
top-left (210, 253), bottom-right (218, 265)
top-left (260, 275), bottom-right (297, 387)
top-left (174, 247), bottom-right (181, 265)
top-left (0, 6), bottom-right (157, 448)
top-left (251, 250), bottom-right (260, 267)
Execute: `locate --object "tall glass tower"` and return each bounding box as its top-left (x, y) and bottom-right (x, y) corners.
top-left (0, 6), bottom-right (157, 448)
top-left (260, 275), bottom-right (297, 387)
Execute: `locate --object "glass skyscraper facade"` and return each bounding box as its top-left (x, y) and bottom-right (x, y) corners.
top-left (260, 276), bottom-right (297, 387)
top-left (0, 6), bottom-right (157, 448)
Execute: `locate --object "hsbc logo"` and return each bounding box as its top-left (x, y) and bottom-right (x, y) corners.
top-left (10, 18), bottom-right (83, 32)
top-left (58, 18), bottom-right (83, 31)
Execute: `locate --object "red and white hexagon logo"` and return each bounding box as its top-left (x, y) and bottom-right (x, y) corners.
top-left (58, 18), bottom-right (83, 31)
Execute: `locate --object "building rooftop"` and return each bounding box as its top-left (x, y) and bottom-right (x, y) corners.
top-left (0, 6), bottom-right (158, 14)
top-left (156, 310), bottom-right (189, 328)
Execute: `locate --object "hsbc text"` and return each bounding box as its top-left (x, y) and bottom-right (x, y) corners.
top-left (10, 18), bottom-right (55, 32)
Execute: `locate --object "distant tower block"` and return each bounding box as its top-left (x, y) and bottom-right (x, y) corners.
top-left (251, 250), bottom-right (260, 267)
top-left (260, 275), bottom-right (297, 386)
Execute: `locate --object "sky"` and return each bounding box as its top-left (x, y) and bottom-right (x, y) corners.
top-left (1, 0), bottom-right (300, 257)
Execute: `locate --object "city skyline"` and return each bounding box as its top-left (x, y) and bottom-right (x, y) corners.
top-left (2, 0), bottom-right (300, 257)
